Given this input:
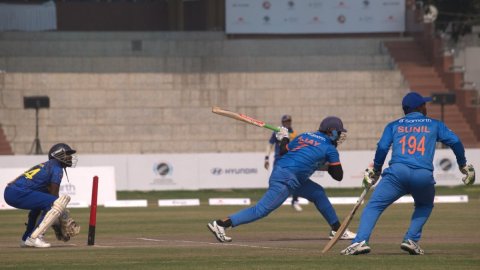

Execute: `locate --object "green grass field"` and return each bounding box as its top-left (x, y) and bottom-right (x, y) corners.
top-left (1, 186), bottom-right (479, 269)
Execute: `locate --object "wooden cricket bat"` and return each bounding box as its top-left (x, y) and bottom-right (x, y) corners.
top-left (212, 106), bottom-right (280, 132)
top-left (321, 187), bottom-right (370, 253)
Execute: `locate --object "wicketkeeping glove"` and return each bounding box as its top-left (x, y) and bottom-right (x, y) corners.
top-left (52, 209), bottom-right (81, 242)
top-left (275, 126), bottom-right (289, 141)
top-left (460, 164), bottom-right (475, 185)
top-left (362, 167), bottom-right (381, 189)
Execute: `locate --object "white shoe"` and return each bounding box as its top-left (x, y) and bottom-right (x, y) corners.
top-left (292, 201), bottom-right (303, 212)
top-left (25, 236), bottom-right (51, 248)
top-left (207, 221), bottom-right (232, 243)
top-left (329, 229), bottom-right (356, 240)
top-left (20, 240), bottom-right (27, 248)
top-left (340, 240), bottom-right (371, 255)
top-left (400, 239), bottom-right (424, 255)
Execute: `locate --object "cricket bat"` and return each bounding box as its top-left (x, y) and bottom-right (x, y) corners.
top-left (321, 187), bottom-right (371, 253)
top-left (212, 107), bottom-right (280, 132)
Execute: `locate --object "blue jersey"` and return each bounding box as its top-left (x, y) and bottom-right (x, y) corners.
top-left (276, 131), bottom-right (340, 182)
top-left (9, 159), bottom-right (64, 193)
top-left (374, 112), bottom-right (466, 171)
top-left (269, 128), bottom-right (297, 160)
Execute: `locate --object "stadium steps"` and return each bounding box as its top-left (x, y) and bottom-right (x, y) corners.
top-left (385, 40), bottom-right (480, 147)
top-left (0, 125), bottom-right (13, 155)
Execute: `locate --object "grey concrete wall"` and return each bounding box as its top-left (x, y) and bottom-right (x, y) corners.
top-left (0, 32), bottom-right (389, 57)
top-left (0, 71), bottom-right (406, 154)
top-left (0, 55), bottom-right (393, 73)
top-left (0, 32), bottom-right (407, 154)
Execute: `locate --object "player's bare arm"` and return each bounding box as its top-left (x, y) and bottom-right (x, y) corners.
top-left (49, 183), bottom-right (60, 197)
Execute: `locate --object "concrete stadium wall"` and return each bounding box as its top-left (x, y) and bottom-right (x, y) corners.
top-left (0, 71), bottom-right (406, 154)
top-left (0, 32), bottom-right (408, 154)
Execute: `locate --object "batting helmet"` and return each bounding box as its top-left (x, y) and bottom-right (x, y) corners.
top-left (48, 143), bottom-right (77, 168)
top-left (318, 116), bottom-right (347, 133)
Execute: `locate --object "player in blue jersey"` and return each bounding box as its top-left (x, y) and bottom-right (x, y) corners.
top-left (4, 143), bottom-right (77, 248)
top-left (264, 114), bottom-right (303, 211)
top-left (341, 92), bottom-right (476, 255)
top-left (208, 116), bottom-right (356, 242)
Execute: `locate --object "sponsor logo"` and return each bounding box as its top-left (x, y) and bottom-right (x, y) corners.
top-left (152, 162), bottom-right (175, 185)
top-left (211, 168), bottom-right (223, 175)
top-left (337, 15), bottom-right (346, 24)
top-left (284, 17), bottom-right (298, 23)
top-left (211, 167), bottom-right (258, 175)
top-left (288, 1), bottom-right (295, 9)
top-left (386, 15), bottom-right (397, 22)
top-left (305, 133), bottom-right (327, 141)
top-left (262, 1), bottom-right (271, 10)
top-left (436, 158), bottom-right (455, 172)
top-left (434, 157), bottom-right (458, 183)
top-left (362, 0), bottom-right (370, 7)
top-left (308, 1), bottom-right (323, 8)
top-left (233, 3), bottom-right (249, 8)
top-left (263, 16), bottom-right (271, 23)
top-left (60, 183), bottom-right (76, 196)
top-left (311, 16), bottom-right (321, 23)
top-left (154, 162), bottom-right (173, 177)
top-left (359, 16), bottom-right (373, 22)
top-left (383, 1), bottom-right (400, 6)
top-left (398, 118), bottom-right (432, 123)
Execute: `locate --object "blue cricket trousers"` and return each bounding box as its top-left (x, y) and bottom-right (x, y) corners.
top-left (4, 185), bottom-right (57, 240)
top-left (353, 163), bottom-right (435, 243)
top-left (229, 166), bottom-right (339, 227)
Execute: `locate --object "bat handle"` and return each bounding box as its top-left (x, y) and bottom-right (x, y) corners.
top-left (264, 124), bottom-right (280, 132)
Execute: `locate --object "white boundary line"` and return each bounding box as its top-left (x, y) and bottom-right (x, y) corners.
top-left (137, 237), bottom-right (306, 251)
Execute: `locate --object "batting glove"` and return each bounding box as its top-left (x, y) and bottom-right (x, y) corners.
top-left (275, 126), bottom-right (289, 141)
top-left (460, 164), bottom-right (475, 185)
top-left (362, 167), bottom-right (381, 189)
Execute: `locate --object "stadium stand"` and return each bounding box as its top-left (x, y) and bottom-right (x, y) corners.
top-left (0, 32), bottom-right (408, 154)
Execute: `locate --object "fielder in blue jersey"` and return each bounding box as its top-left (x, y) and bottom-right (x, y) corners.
top-left (341, 92), bottom-right (476, 255)
top-left (208, 116), bottom-right (356, 242)
top-left (3, 143), bottom-right (78, 248)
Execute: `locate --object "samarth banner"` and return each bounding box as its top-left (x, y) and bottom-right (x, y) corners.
top-left (226, 0), bottom-right (406, 34)
top-left (0, 167), bottom-right (116, 210)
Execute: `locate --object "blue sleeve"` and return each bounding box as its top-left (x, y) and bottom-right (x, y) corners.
top-left (373, 123), bottom-right (393, 171)
top-left (50, 166), bottom-right (64, 185)
top-left (326, 146), bottom-right (340, 165)
top-left (268, 132), bottom-right (276, 144)
top-left (437, 121), bottom-right (466, 166)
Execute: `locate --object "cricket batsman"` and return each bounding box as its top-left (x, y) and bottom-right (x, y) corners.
top-left (3, 143), bottom-right (81, 248)
top-left (341, 92), bottom-right (476, 255)
top-left (208, 116), bottom-right (356, 242)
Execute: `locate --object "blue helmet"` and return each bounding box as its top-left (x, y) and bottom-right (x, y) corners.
top-left (48, 143), bottom-right (77, 167)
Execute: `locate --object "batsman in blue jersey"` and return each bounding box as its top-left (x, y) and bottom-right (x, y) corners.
top-left (208, 116), bottom-right (356, 242)
top-left (341, 92), bottom-right (476, 255)
top-left (3, 143), bottom-right (79, 248)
